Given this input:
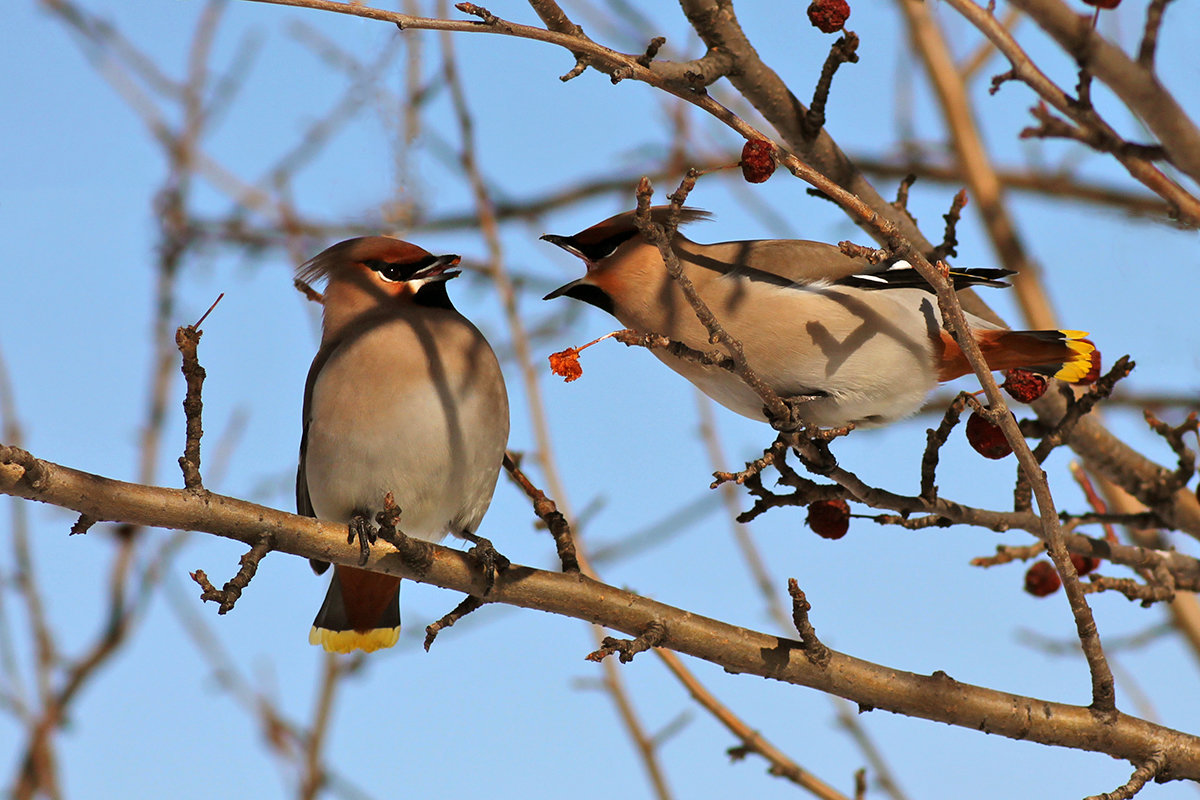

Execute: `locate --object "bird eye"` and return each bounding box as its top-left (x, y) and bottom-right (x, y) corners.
top-left (363, 257), bottom-right (438, 283)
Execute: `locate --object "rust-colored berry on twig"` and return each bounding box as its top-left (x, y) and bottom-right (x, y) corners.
top-left (548, 348), bottom-right (583, 382)
top-left (1002, 368), bottom-right (1048, 403)
top-left (965, 410), bottom-right (1013, 459)
top-left (807, 0), bottom-right (850, 33)
top-left (740, 139), bottom-right (775, 183)
top-left (1024, 561), bottom-right (1062, 597)
top-left (1070, 553), bottom-right (1101, 576)
top-left (1082, 0), bottom-right (1120, 8)
top-left (807, 499), bottom-right (850, 539)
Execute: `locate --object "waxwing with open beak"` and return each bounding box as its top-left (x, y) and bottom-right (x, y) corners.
top-left (296, 237), bottom-right (509, 653)
top-left (542, 208), bottom-right (1094, 429)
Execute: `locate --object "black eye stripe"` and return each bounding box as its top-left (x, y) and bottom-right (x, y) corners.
top-left (363, 255), bottom-right (440, 282)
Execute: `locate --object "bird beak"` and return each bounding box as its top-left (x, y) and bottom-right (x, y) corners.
top-left (541, 233), bottom-right (593, 300)
top-left (543, 278), bottom-right (581, 301)
top-left (412, 254), bottom-right (462, 282)
top-left (542, 278), bottom-right (614, 314)
top-left (540, 233), bottom-right (588, 262)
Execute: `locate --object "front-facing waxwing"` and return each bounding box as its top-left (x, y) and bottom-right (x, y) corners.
top-left (542, 207), bottom-right (1095, 429)
top-left (295, 236), bottom-right (509, 654)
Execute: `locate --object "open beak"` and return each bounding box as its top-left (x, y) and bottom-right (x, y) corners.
top-left (543, 277), bottom-right (582, 301)
top-left (541, 233), bottom-right (589, 300)
top-left (411, 254), bottom-right (462, 282)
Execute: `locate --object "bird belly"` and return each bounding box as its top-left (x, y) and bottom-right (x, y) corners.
top-left (303, 317), bottom-right (508, 539)
top-left (633, 284), bottom-right (940, 428)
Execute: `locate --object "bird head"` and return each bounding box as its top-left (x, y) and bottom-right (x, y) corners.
top-left (299, 237), bottom-right (463, 340)
top-left (540, 207), bottom-right (710, 315)
top-left (300, 237), bottom-right (461, 298)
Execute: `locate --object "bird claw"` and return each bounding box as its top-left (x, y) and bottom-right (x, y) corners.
top-left (461, 533), bottom-right (509, 594)
top-left (348, 513), bottom-right (378, 566)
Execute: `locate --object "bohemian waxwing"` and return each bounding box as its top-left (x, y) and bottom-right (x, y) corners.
top-left (296, 237), bottom-right (509, 654)
top-left (542, 207), bottom-right (1095, 429)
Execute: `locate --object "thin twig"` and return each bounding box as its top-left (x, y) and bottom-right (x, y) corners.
top-left (788, 580), bottom-right (830, 667)
top-left (587, 621), bottom-right (668, 663)
top-left (502, 452), bottom-right (579, 573)
top-left (175, 325), bottom-right (207, 491)
top-left (803, 32), bottom-right (860, 139)
top-left (1136, 0), bottom-right (1172, 70)
top-left (190, 534), bottom-right (273, 614)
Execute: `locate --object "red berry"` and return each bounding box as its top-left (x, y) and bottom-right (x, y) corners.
top-left (807, 0), bottom-right (850, 33)
top-left (548, 348), bottom-right (583, 382)
top-left (965, 410), bottom-right (1013, 459)
top-left (1024, 561), bottom-right (1062, 597)
top-left (1070, 553), bottom-right (1101, 576)
top-left (807, 499), bottom-right (850, 539)
top-left (1082, 0), bottom-right (1120, 8)
top-left (1002, 368), bottom-right (1048, 403)
top-left (740, 139), bottom-right (775, 183)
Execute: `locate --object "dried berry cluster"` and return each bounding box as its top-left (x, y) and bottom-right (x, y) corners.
top-left (806, 499), bottom-right (850, 539)
top-left (1024, 555), bottom-right (1101, 597)
top-left (1001, 368), bottom-right (1048, 403)
top-left (965, 410), bottom-right (1014, 460)
top-left (739, 139), bottom-right (775, 183)
top-left (807, 0), bottom-right (850, 33)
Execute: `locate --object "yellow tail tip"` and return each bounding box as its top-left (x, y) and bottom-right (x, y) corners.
top-left (309, 625), bottom-right (400, 654)
top-left (1053, 331), bottom-right (1098, 383)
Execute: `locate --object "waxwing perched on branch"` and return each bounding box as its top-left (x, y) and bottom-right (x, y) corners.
top-left (543, 207), bottom-right (1094, 429)
top-left (296, 237), bottom-right (509, 653)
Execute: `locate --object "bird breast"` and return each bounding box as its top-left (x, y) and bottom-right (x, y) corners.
top-left (303, 311), bottom-right (509, 538)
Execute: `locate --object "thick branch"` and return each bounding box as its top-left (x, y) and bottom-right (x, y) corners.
top-left (3, 448), bottom-right (1200, 777)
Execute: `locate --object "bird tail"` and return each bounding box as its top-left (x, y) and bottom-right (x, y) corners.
top-left (938, 329), bottom-right (1097, 383)
top-left (977, 329), bottom-right (1097, 382)
top-left (309, 565), bottom-right (402, 654)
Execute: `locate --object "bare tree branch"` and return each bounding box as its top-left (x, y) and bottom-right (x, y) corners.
top-left (3, 449), bottom-right (1200, 779)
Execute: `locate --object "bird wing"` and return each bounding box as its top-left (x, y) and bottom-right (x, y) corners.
top-left (678, 238), bottom-right (871, 287)
top-left (682, 239), bottom-right (1013, 292)
top-left (298, 342), bottom-right (337, 575)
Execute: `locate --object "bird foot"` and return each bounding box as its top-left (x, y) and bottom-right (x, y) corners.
top-left (373, 506), bottom-right (435, 577)
top-left (460, 532), bottom-right (509, 594)
top-left (347, 512), bottom-right (378, 566)
top-left (766, 392), bottom-right (826, 433)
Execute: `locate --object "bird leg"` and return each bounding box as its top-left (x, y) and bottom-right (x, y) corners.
top-left (774, 392), bottom-right (828, 432)
top-left (374, 502), bottom-right (435, 578)
top-left (347, 510), bottom-right (378, 567)
top-left (459, 531), bottom-right (510, 594)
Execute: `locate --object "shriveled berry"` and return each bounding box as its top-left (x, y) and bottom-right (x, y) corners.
top-left (1082, 0), bottom-right (1120, 8)
top-left (1002, 368), bottom-right (1048, 403)
top-left (807, 0), bottom-right (850, 33)
top-left (548, 348), bottom-right (583, 382)
top-left (740, 139), bottom-right (775, 183)
top-left (1070, 552), bottom-right (1101, 576)
top-left (1024, 561), bottom-right (1062, 597)
top-left (807, 499), bottom-right (850, 540)
top-left (965, 410), bottom-right (1013, 459)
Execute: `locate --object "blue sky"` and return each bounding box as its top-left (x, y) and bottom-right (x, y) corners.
top-left (3, 1), bottom-right (1199, 798)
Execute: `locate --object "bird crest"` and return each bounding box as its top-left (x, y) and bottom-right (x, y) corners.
top-left (297, 237), bottom-right (436, 285)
